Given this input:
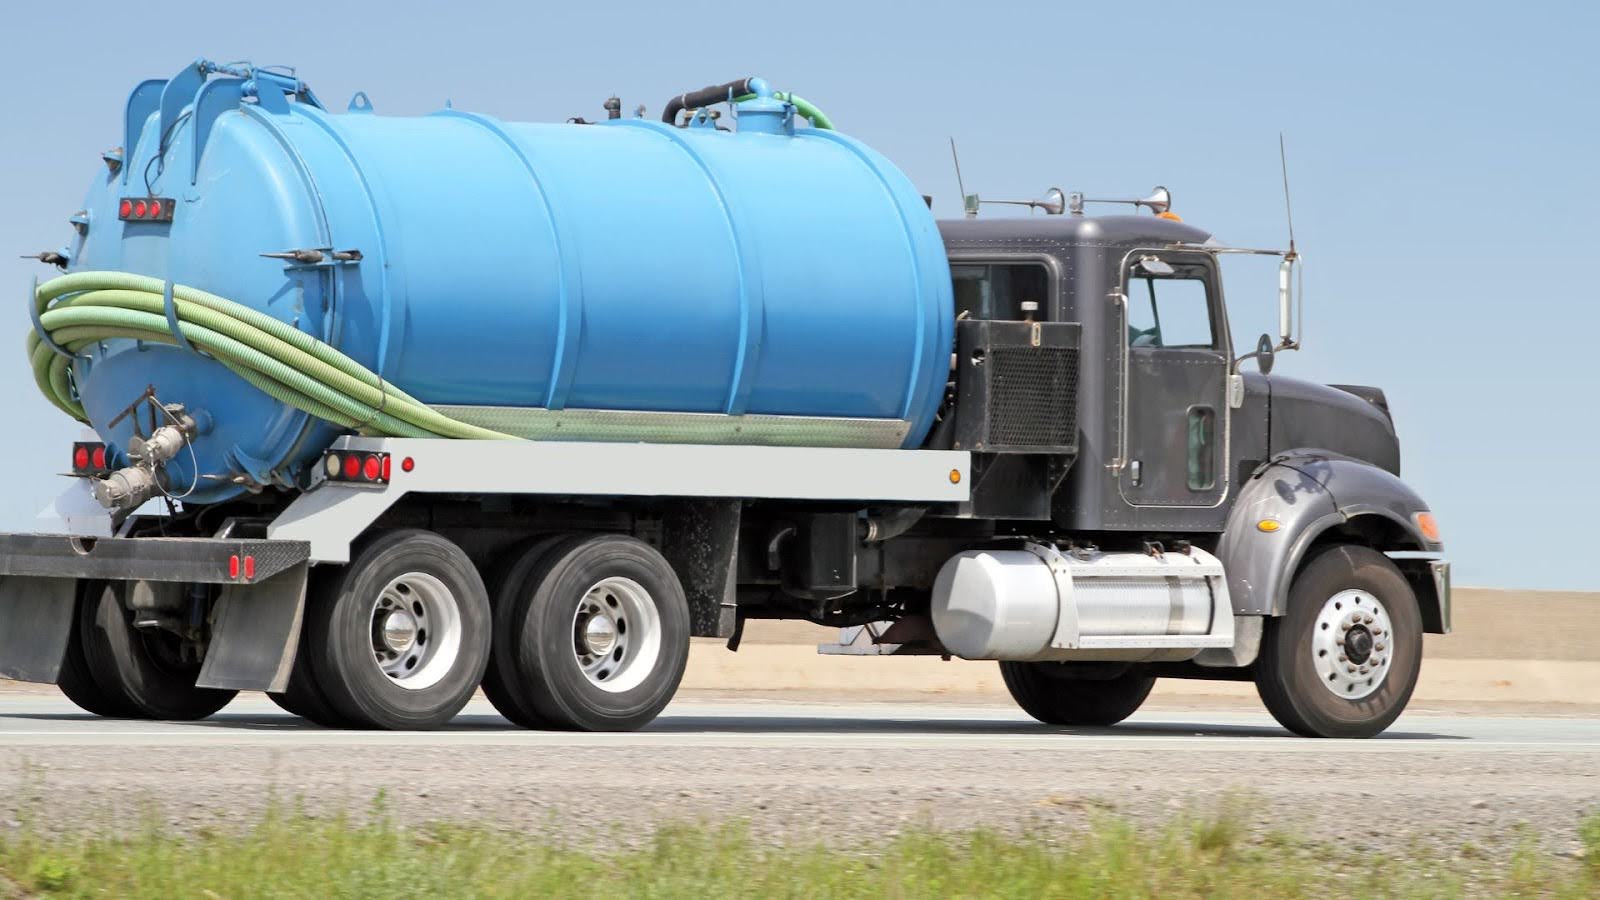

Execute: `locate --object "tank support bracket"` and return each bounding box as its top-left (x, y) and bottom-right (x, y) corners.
top-left (28, 275), bottom-right (75, 360)
top-left (161, 280), bottom-right (207, 359)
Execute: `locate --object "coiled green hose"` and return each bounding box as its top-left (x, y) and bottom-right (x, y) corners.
top-left (27, 271), bottom-right (516, 440)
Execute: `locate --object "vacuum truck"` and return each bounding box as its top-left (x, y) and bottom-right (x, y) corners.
top-left (4, 59), bottom-right (1448, 738)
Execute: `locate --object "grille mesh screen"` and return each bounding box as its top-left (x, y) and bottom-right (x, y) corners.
top-left (987, 347), bottom-right (1079, 448)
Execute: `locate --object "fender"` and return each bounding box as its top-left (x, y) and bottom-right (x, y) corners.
top-left (1217, 450), bottom-right (1444, 620)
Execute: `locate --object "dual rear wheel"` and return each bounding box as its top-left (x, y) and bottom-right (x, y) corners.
top-left (270, 529), bottom-right (690, 731)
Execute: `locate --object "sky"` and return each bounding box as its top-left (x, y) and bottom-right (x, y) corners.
top-left (0, 0), bottom-right (1594, 590)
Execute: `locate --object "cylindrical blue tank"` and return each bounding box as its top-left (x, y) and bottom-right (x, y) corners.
top-left (62, 62), bottom-right (953, 504)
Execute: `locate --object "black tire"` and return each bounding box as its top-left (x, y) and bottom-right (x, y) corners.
top-left (77, 581), bottom-right (237, 721)
top-left (507, 534), bottom-right (690, 732)
top-left (267, 571), bottom-right (351, 727)
top-left (1000, 662), bottom-right (1156, 726)
top-left (481, 536), bottom-right (569, 729)
top-left (1255, 544), bottom-right (1423, 739)
top-left (56, 580), bottom-right (143, 718)
top-left (308, 529), bottom-right (491, 730)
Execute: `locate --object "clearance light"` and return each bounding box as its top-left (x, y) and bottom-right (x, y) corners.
top-left (401, 456), bottom-right (415, 473)
top-left (1256, 518), bottom-right (1282, 533)
top-left (1414, 512), bottom-right (1441, 543)
top-left (117, 196), bottom-right (176, 223)
top-left (948, 469), bottom-right (962, 485)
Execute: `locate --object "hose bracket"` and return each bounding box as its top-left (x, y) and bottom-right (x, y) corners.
top-left (162, 280), bottom-right (208, 359)
top-left (28, 275), bottom-right (76, 360)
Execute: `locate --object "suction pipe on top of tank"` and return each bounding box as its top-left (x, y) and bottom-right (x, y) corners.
top-left (660, 77), bottom-right (833, 130)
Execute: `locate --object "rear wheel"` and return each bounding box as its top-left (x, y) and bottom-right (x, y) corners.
top-left (481, 536), bottom-right (568, 729)
top-left (1255, 544), bottom-right (1422, 739)
top-left (504, 534), bottom-right (690, 732)
top-left (1000, 662), bottom-right (1156, 727)
top-left (308, 530), bottom-right (491, 730)
top-left (267, 571), bottom-right (352, 727)
top-left (55, 580), bottom-right (142, 718)
top-left (77, 581), bottom-right (237, 721)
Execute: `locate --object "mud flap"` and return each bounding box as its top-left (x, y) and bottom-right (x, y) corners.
top-left (196, 563), bottom-right (308, 693)
top-left (661, 500), bottom-right (740, 638)
top-left (0, 576), bottom-right (77, 683)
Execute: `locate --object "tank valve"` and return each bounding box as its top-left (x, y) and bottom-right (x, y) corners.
top-left (92, 411), bottom-right (199, 513)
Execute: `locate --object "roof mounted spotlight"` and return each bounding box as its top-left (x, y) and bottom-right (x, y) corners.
top-left (1068, 186), bottom-right (1173, 217)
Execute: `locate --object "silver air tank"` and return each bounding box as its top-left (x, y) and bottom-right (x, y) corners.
top-left (930, 544), bottom-right (1235, 662)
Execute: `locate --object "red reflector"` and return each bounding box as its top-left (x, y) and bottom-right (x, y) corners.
top-left (133, 200), bottom-right (148, 218)
top-left (73, 446), bottom-right (89, 470)
top-left (228, 554), bottom-right (241, 578)
top-left (150, 200), bottom-right (163, 218)
top-left (91, 446), bottom-right (107, 469)
top-left (343, 454), bottom-right (360, 479)
top-left (401, 456), bottom-right (415, 473)
top-left (362, 455), bottom-right (381, 481)
top-left (119, 199), bottom-right (132, 218)
top-left (243, 556), bottom-right (256, 580)
top-left (381, 456), bottom-right (392, 480)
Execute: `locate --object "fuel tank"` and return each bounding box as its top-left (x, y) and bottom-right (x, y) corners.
top-left (60, 61), bottom-right (953, 503)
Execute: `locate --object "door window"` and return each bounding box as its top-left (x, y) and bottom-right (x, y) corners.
top-left (951, 263), bottom-right (1050, 320)
top-left (1126, 268), bottom-right (1216, 348)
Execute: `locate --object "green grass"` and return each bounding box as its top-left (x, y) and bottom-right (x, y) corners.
top-left (0, 800), bottom-right (1595, 899)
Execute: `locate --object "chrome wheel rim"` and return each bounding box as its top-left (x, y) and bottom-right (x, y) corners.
top-left (571, 576), bottom-right (661, 693)
top-left (369, 572), bottom-right (462, 691)
top-left (1311, 589), bottom-right (1394, 700)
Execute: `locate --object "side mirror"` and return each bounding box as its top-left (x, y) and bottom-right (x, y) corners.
top-left (1277, 256), bottom-right (1295, 345)
top-left (1253, 333), bottom-right (1275, 375)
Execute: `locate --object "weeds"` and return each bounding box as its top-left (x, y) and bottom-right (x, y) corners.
top-left (0, 799), bottom-right (1593, 898)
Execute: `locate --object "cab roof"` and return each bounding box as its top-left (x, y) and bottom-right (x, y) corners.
top-left (938, 214), bottom-right (1213, 248)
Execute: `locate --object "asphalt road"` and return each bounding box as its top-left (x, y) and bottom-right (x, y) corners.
top-left (1, 694), bottom-right (1596, 859)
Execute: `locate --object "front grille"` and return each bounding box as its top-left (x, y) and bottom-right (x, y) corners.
top-left (987, 347), bottom-right (1079, 448)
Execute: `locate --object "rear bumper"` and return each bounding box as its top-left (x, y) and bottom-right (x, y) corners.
top-left (0, 532), bottom-right (311, 692)
top-left (0, 533), bottom-right (308, 585)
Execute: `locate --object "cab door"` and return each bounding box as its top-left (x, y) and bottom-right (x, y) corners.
top-left (1116, 251), bottom-right (1230, 507)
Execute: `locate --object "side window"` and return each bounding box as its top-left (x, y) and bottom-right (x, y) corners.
top-left (1126, 271), bottom-right (1216, 349)
top-left (951, 263), bottom-right (1050, 320)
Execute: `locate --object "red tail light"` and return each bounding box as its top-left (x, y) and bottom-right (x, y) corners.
top-left (322, 450), bottom-right (392, 486)
top-left (71, 441), bottom-right (110, 475)
top-left (228, 554), bottom-right (241, 579)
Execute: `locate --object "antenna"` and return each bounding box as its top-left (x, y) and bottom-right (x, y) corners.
top-left (1279, 132), bottom-right (1297, 258)
top-left (950, 138), bottom-right (979, 218)
top-left (949, 138), bottom-right (966, 198)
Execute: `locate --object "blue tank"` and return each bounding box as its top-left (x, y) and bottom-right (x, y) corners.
top-left (60, 61), bottom-right (953, 504)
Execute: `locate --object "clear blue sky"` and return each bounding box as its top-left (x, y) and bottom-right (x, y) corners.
top-left (1, 0), bottom-right (1594, 590)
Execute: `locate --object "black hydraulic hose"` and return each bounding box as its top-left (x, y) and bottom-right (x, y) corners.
top-left (661, 78), bottom-right (756, 125)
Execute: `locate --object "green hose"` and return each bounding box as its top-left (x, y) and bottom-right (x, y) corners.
top-left (26, 271), bottom-right (517, 440)
top-left (734, 92), bottom-right (834, 130)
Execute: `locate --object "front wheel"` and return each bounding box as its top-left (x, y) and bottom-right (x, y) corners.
top-left (1000, 662), bottom-right (1156, 727)
top-left (1255, 544), bottom-right (1423, 739)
